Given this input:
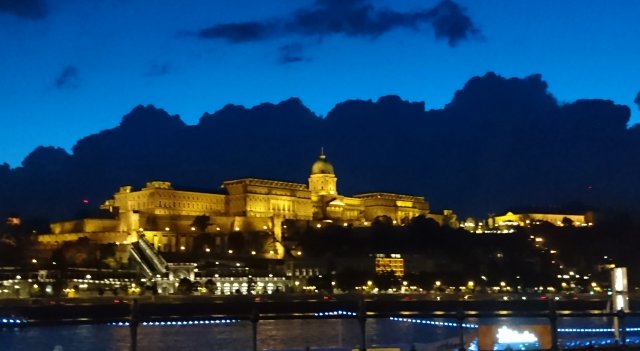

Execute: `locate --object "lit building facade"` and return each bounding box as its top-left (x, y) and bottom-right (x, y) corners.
top-left (39, 151), bottom-right (430, 258)
top-left (374, 254), bottom-right (405, 277)
top-left (488, 211), bottom-right (594, 229)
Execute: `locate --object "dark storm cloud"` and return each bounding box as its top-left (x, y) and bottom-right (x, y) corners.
top-left (426, 0), bottom-right (480, 45)
top-left (0, 0), bottom-right (47, 19)
top-left (199, 22), bottom-right (274, 43)
top-left (143, 64), bottom-right (170, 77)
top-left (5, 73), bottom-right (640, 220)
top-left (279, 44), bottom-right (309, 64)
top-left (196, 0), bottom-right (479, 46)
top-left (54, 65), bottom-right (80, 89)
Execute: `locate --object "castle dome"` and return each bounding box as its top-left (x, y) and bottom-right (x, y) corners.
top-left (310, 149), bottom-right (335, 175)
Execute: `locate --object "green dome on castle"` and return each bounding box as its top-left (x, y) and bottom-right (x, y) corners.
top-left (310, 149), bottom-right (335, 175)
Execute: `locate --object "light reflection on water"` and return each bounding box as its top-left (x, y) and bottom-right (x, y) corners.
top-left (0, 317), bottom-right (635, 351)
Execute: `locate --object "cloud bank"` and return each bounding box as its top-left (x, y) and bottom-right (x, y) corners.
top-left (0, 0), bottom-right (47, 19)
top-left (197, 0), bottom-right (479, 47)
top-left (2, 73), bottom-right (639, 221)
top-left (54, 65), bottom-right (80, 89)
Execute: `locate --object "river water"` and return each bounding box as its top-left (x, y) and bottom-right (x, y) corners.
top-left (0, 317), bottom-right (635, 351)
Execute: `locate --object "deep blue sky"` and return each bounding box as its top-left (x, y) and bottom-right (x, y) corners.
top-left (1, 0), bottom-right (638, 167)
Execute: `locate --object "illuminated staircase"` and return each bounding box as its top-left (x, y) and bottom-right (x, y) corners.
top-left (129, 235), bottom-right (168, 278)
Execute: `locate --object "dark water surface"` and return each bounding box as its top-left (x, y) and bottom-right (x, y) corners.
top-left (0, 318), bottom-right (462, 351)
top-left (1, 317), bottom-right (635, 351)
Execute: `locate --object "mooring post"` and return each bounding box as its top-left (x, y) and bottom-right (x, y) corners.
top-left (617, 309), bottom-right (626, 346)
top-left (250, 308), bottom-right (260, 351)
top-left (549, 304), bottom-right (558, 351)
top-left (456, 308), bottom-right (465, 351)
top-left (129, 298), bottom-right (139, 351)
top-left (358, 296), bottom-right (367, 351)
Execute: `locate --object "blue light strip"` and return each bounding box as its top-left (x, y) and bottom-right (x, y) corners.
top-left (390, 317), bottom-right (640, 333)
top-left (0, 318), bottom-right (28, 325)
top-left (389, 317), bottom-right (478, 328)
top-left (108, 319), bottom-right (240, 327)
top-left (559, 328), bottom-right (614, 333)
top-left (314, 310), bottom-right (357, 317)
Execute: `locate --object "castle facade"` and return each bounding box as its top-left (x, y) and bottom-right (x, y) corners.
top-left (40, 151), bottom-right (430, 258)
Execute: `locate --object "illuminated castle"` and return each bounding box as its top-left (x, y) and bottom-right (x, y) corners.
top-left (39, 150), bottom-right (430, 258)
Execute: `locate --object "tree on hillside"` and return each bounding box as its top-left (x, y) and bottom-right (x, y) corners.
top-left (191, 215), bottom-right (210, 233)
top-left (177, 277), bottom-right (193, 295)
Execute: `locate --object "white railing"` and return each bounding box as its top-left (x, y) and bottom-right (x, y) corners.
top-left (137, 235), bottom-right (168, 273)
top-left (128, 246), bottom-right (154, 278)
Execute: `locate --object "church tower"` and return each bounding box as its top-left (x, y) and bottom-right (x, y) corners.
top-left (308, 148), bottom-right (337, 196)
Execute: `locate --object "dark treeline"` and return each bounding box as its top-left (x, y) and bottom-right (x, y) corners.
top-left (1, 72), bottom-right (639, 222)
top-left (290, 215), bottom-right (640, 290)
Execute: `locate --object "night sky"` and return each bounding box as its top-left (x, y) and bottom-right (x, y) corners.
top-left (1, 0), bottom-right (639, 167)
